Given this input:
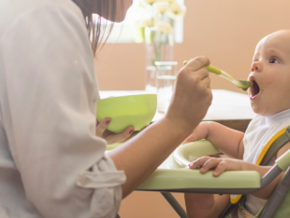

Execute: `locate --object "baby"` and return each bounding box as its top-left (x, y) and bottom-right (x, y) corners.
top-left (184, 29), bottom-right (290, 218)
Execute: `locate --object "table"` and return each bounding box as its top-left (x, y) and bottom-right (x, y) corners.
top-left (99, 89), bottom-right (256, 132)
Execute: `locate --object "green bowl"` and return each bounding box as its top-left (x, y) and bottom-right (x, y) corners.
top-left (96, 94), bottom-right (157, 133)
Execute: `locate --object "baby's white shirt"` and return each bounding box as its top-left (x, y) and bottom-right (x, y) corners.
top-left (241, 109), bottom-right (290, 216)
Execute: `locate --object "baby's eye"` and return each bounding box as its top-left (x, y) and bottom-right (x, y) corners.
top-left (270, 58), bottom-right (279, 63)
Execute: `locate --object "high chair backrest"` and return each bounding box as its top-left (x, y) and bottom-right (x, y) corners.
top-left (221, 125), bottom-right (290, 218)
top-left (256, 126), bottom-right (290, 218)
top-left (259, 180), bottom-right (290, 218)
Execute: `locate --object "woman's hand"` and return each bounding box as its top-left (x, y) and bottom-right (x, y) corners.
top-left (96, 118), bottom-right (135, 144)
top-left (166, 56), bottom-right (212, 135)
top-left (188, 156), bottom-right (244, 177)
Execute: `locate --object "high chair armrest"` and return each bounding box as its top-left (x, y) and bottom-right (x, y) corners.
top-left (260, 164), bottom-right (282, 188)
top-left (172, 140), bottom-right (220, 168)
top-left (137, 168), bottom-right (261, 194)
top-left (275, 149), bottom-right (290, 171)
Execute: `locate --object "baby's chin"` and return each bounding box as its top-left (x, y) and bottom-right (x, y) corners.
top-left (250, 103), bottom-right (273, 116)
top-left (252, 105), bottom-right (286, 117)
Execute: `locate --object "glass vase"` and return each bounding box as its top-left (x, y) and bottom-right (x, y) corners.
top-left (155, 61), bottom-right (178, 113)
top-left (144, 27), bottom-right (174, 93)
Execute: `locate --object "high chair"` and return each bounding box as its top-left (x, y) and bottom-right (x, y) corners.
top-left (107, 138), bottom-right (290, 218)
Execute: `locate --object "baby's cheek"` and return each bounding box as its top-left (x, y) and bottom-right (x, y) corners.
top-left (261, 78), bottom-right (275, 90)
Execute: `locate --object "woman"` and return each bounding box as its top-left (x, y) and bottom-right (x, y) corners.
top-left (0, 0), bottom-right (212, 217)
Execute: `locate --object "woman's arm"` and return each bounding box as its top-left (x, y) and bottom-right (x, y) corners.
top-left (184, 121), bottom-right (245, 159)
top-left (107, 56), bottom-right (213, 198)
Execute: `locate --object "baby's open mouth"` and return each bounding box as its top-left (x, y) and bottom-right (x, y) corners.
top-left (250, 79), bottom-right (260, 98)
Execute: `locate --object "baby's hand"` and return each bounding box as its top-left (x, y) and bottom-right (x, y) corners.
top-left (188, 156), bottom-right (244, 177)
top-left (183, 122), bottom-right (210, 143)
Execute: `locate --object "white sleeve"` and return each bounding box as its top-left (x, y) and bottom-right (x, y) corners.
top-left (1, 3), bottom-right (125, 218)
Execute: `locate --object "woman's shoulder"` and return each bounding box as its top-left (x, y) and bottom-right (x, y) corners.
top-left (1, 0), bottom-right (84, 30)
top-left (1, 0), bottom-right (86, 43)
top-left (26, 0), bottom-right (84, 24)
top-left (45, 0), bottom-right (84, 19)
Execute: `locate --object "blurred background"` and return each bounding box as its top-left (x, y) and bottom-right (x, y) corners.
top-left (95, 0), bottom-right (290, 217)
top-left (95, 0), bottom-right (290, 94)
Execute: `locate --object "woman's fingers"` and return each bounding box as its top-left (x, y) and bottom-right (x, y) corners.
top-left (166, 56), bottom-right (212, 133)
top-left (185, 56), bottom-right (210, 72)
top-left (95, 118), bottom-right (111, 137)
top-left (96, 118), bottom-right (134, 144)
top-left (185, 57), bottom-right (211, 86)
top-left (201, 73), bottom-right (211, 89)
top-left (105, 126), bottom-right (135, 144)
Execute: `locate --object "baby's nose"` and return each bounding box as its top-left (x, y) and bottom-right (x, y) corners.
top-left (251, 61), bottom-right (262, 72)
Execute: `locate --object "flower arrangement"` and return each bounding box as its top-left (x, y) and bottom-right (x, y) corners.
top-left (138, 0), bottom-right (186, 31)
top-left (135, 0), bottom-right (187, 65)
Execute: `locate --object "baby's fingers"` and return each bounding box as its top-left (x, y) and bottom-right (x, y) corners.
top-left (189, 157), bottom-right (235, 177)
top-left (212, 159), bottom-right (243, 177)
top-left (199, 158), bottom-right (223, 174)
top-left (212, 160), bottom-right (229, 177)
top-left (188, 156), bottom-right (211, 170)
top-left (183, 134), bottom-right (197, 144)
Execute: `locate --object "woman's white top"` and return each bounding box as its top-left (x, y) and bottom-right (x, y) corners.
top-left (0, 0), bottom-right (126, 217)
top-left (241, 109), bottom-right (290, 216)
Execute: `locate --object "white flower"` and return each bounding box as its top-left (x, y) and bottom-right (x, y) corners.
top-left (153, 2), bottom-right (169, 14)
top-left (155, 21), bottom-right (172, 34)
top-left (139, 17), bottom-right (155, 27)
top-left (143, 0), bottom-right (159, 5)
top-left (159, 0), bottom-right (176, 3)
top-left (167, 2), bottom-right (186, 18)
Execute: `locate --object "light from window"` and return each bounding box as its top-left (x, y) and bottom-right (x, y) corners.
top-left (105, 0), bottom-right (184, 43)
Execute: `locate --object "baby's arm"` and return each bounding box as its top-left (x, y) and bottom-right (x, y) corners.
top-left (189, 141), bottom-right (290, 199)
top-left (184, 121), bottom-right (245, 159)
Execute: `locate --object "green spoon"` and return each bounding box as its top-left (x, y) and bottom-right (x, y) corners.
top-left (183, 60), bottom-right (252, 91)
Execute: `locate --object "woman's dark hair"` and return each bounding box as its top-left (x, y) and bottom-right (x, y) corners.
top-left (71, 0), bottom-right (118, 55)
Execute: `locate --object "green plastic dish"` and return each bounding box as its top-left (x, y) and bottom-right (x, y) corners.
top-left (96, 94), bottom-right (157, 133)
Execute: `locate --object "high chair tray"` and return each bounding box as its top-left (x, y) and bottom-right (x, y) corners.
top-left (136, 168), bottom-right (261, 194)
top-left (106, 141), bottom-right (261, 194)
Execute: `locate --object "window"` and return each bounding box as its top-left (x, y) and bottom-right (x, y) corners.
top-left (106, 0), bottom-right (185, 43)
